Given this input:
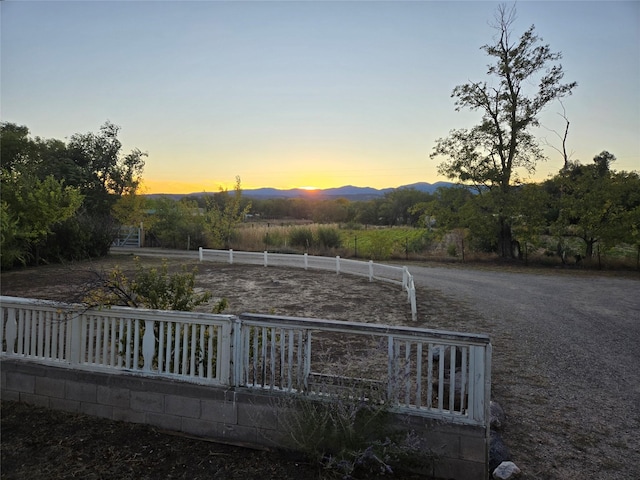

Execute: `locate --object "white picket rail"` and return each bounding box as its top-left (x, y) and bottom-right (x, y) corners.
top-left (0, 296), bottom-right (234, 384)
top-left (1, 296), bottom-right (490, 426)
top-left (199, 248), bottom-right (417, 321)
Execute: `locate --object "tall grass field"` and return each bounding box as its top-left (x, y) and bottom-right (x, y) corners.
top-left (232, 223), bottom-right (433, 261)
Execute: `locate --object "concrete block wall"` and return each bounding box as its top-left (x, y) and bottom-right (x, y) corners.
top-left (1, 359), bottom-right (488, 479)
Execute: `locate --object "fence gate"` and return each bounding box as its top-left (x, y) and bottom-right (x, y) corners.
top-left (112, 224), bottom-right (142, 247)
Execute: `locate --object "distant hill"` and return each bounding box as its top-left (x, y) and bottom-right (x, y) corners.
top-left (145, 181), bottom-right (456, 201)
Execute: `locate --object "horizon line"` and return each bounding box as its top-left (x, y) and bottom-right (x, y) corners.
top-left (139, 180), bottom-right (456, 196)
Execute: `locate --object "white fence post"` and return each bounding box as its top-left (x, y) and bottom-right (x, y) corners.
top-left (336, 256), bottom-right (341, 275)
top-left (402, 267), bottom-right (408, 290)
top-left (199, 247), bottom-right (203, 262)
top-left (4, 308), bottom-right (17, 354)
top-left (467, 345), bottom-right (489, 423)
top-left (229, 249), bottom-right (233, 264)
top-left (142, 319), bottom-right (155, 372)
top-left (410, 281), bottom-right (417, 321)
top-left (304, 253), bottom-right (308, 270)
top-left (69, 313), bottom-right (82, 365)
top-left (231, 317), bottom-right (243, 386)
top-left (369, 260), bottom-right (374, 282)
top-left (264, 251), bottom-right (268, 267)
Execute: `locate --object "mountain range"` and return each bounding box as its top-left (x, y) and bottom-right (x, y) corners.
top-left (148, 181), bottom-right (456, 201)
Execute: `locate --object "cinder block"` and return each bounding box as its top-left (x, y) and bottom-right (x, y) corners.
top-left (459, 434), bottom-right (487, 462)
top-left (49, 397), bottom-right (80, 413)
top-left (20, 393), bottom-right (50, 408)
top-left (164, 394), bottom-right (200, 418)
top-left (256, 427), bottom-right (288, 449)
top-left (6, 372), bottom-right (35, 394)
top-left (221, 423), bottom-right (257, 444)
top-left (416, 429), bottom-right (461, 459)
top-left (65, 380), bottom-right (97, 403)
top-left (276, 405), bottom-right (301, 431)
top-left (201, 398), bottom-right (237, 424)
top-left (35, 376), bottom-right (65, 398)
top-left (237, 403), bottom-right (278, 430)
top-left (432, 457), bottom-right (486, 480)
top-left (80, 402), bottom-right (113, 419)
top-left (131, 391), bottom-right (163, 413)
top-left (112, 407), bottom-right (146, 424)
top-left (181, 417), bottom-right (223, 438)
top-left (1, 390), bottom-right (20, 402)
top-left (97, 385), bottom-right (130, 408)
top-left (146, 412), bottom-right (182, 432)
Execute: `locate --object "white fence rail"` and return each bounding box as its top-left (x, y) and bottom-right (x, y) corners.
top-left (1, 296), bottom-right (490, 426)
top-left (199, 248), bottom-right (417, 321)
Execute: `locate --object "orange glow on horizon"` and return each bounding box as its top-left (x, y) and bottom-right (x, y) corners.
top-left (141, 179), bottom-right (238, 195)
top-left (141, 177), bottom-right (343, 195)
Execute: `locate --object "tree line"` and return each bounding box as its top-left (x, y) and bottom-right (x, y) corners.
top-left (2, 122), bottom-right (638, 269)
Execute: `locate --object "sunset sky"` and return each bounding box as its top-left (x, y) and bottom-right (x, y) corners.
top-left (2, 1), bottom-right (638, 193)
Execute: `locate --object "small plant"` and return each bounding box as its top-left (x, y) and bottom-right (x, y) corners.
top-left (278, 382), bottom-right (435, 478)
top-left (212, 297), bottom-right (228, 314)
top-left (85, 257), bottom-right (215, 312)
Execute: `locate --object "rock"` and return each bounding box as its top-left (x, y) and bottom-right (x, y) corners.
top-left (490, 400), bottom-right (506, 430)
top-left (493, 461), bottom-right (521, 479)
top-left (489, 431), bottom-right (510, 472)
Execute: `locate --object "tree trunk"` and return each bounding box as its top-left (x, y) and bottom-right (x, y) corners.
top-left (585, 238), bottom-right (596, 259)
top-left (498, 219), bottom-right (514, 258)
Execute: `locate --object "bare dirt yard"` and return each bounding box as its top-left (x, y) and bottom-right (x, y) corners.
top-left (2, 251), bottom-right (639, 479)
top-left (1, 253), bottom-right (437, 480)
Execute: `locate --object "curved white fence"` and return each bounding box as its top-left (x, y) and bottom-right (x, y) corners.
top-left (199, 248), bottom-right (417, 321)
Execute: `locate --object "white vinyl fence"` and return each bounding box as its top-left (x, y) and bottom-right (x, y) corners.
top-left (1, 296), bottom-right (491, 426)
top-left (199, 248), bottom-right (417, 321)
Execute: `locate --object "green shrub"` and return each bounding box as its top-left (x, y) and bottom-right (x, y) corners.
top-left (289, 227), bottom-right (314, 249)
top-left (316, 227), bottom-right (342, 249)
top-left (407, 231), bottom-right (433, 253)
top-left (263, 229), bottom-right (285, 248)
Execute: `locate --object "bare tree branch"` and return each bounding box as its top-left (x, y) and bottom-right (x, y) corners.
top-left (540, 100), bottom-right (574, 171)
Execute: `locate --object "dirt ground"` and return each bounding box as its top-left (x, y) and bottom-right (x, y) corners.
top-left (1, 253), bottom-right (448, 480)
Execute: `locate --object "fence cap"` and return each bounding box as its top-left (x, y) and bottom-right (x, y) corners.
top-left (239, 312), bottom-right (491, 345)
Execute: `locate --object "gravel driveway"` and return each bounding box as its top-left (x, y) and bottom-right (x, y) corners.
top-left (410, 265), bottom-right (640, 480)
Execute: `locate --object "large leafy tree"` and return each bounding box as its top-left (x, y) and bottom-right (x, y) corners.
top-left (48, 122), bottom-right (146, 259)
top-left (0, 121), bottom-right (146, 266)
top-left (66, 121), bottom-right (146, 215)
top-left (552, 152), bottom-right (640, 263)
top-left (431, 4), bottom-right (576, 257)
